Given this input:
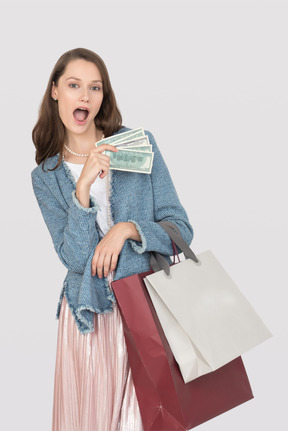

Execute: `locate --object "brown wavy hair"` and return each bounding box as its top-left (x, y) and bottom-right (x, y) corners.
top-left (32, 48), bottom-right (122, 169)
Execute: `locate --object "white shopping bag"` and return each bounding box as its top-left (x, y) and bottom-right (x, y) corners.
top-left (144, 250), bottom-right (272, 383)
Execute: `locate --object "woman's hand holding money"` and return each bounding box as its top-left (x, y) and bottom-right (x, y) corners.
top-left (76, 144), bottom-right (118, 208)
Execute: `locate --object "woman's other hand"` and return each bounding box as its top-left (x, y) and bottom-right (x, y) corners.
top-left (91, 222), bottom-right (141, 278)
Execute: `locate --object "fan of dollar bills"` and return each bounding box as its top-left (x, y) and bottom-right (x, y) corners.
top-left (95, 128), bottom-right (154, 174)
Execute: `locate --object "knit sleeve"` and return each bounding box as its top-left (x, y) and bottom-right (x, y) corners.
top-left (31, 169), bottom-right (100, 273)
top-left (128, 130), bottom-right (193, 256)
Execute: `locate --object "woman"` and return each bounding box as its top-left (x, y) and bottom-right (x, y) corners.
top-left (32, 47), bottom-right (193, 431)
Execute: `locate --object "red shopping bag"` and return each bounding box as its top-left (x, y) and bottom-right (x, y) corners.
top-left (112, 270), bottom-right (254, 431)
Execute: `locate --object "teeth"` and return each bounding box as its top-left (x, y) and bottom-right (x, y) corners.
top-left (78, 107), bottom-right (88, 111)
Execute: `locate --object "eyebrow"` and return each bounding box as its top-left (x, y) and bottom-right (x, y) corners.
top-left (66, 76), bottom-right (102, 83)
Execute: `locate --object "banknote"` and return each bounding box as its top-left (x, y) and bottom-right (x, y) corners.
top-left (113, 136), bottom-right (151, 150)
top-left (112, 129), bottom-right (145, 144)
top-left (96, 127), bottom-right (145, 147)
top-left (107, 148), bottom-right (154, 174)
top-left (122, 145), bottom-right (152, 152)
top-left (96, 128), bottom-right (154, 174)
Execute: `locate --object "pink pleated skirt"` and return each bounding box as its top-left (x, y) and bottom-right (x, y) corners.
top-left (52, 295), bottom-right (144, 431)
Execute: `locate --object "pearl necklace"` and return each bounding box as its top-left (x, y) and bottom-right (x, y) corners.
top-left (64, 144), bottom-right (89, 158)
top-left (63, 133), bottom-right (105, 159)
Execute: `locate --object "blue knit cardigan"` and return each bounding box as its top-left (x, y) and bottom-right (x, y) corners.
top-left (31, 128), bottom-right (193, 334)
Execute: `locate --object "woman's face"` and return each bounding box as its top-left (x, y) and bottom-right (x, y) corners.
top-left (52, 59), bottom-right (104, 139)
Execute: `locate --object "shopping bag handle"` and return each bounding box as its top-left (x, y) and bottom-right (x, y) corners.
top-left (150, 221), bottom-right (198, 275)
top-left (150, 240), bottom-right (180, 275)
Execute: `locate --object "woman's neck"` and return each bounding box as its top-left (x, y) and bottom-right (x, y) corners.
top-left (63, 127), bottom-right (104, 163)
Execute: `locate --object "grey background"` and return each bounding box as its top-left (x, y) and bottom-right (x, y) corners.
top-left (1, 0), bottom-right (287, 429)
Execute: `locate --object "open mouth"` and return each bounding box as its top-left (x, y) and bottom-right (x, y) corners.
top-left (73, 107), bottom-right (89, 122)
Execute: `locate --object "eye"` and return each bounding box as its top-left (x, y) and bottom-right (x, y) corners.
top-left (69, 83), bottom-right (79, 88)
top-left (91, 85), bottom-right (101, 91)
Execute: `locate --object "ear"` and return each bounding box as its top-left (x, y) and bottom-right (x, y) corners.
top-left (51, 82), bottom-right (58, 101)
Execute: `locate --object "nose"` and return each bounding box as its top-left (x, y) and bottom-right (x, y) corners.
top-left (80, 89), bottom-right (89, 102)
